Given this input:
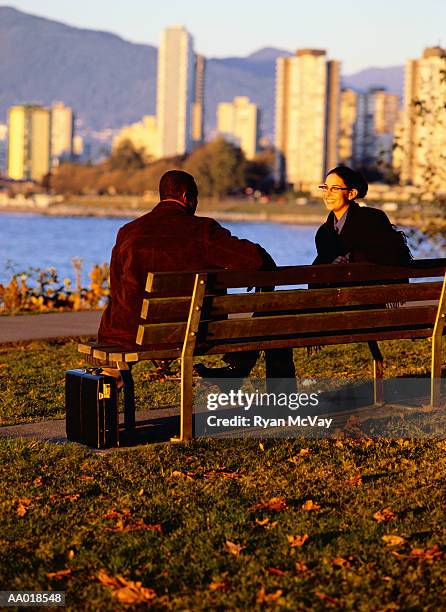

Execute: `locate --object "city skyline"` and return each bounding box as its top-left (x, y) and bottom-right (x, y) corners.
top-left (1, 1), bottom-right (444, 73)
top-left (2, 1), bottom-right (445, 193)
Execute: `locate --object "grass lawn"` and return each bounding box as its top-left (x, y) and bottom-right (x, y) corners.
top-left (0, 338), bottom-right (446, 609)
top-left (0, 337), bottom-right (438, 427)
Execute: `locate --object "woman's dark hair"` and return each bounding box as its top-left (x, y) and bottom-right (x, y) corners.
top-left (326, 166), bottom-right (368, 199)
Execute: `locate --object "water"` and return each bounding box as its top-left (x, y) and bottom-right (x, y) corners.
top-left (0, 212), bottom-right (442, 286)
top-left (0, 213), bottom-right (319, 285)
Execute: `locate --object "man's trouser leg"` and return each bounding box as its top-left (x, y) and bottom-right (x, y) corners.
top-left (223, 351), bottom-right (259, 376)
top-left (265, 348), bottom-right (296, 394)
top-left (224, 348), bottom-right (296, 390)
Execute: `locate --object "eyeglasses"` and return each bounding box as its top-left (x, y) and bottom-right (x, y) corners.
top-left (318, 185), bottom-right (350, 193)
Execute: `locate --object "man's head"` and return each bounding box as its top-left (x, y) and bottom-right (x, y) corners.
top-left (159, 170), bottom-right (198, 212)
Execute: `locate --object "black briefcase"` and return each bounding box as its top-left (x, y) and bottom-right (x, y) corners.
top-left (65, 369), bottom-right (119, 448)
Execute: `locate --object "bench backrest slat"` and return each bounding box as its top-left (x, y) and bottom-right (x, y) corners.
top-left (202, 327), bottom-right (434, 354)
top-left (145, 260), bottom-right (446, 294)
top-left (141, 282), bottom-right (443, 323)
top-left (137, 305), bottom-right (438, 346)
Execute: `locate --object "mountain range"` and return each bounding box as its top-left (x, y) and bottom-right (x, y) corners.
top-left (0, 6), bottom-right (404, 139)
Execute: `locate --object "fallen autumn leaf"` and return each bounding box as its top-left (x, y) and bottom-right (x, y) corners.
top-left (266, 567), bottom-right (288, 576)
top-left (373, 508), bottom-right (396, 522)
top-left (97, 570), bottom-right (156, 605)
top-left (208, 579), bottom-right (230, 592)
top-left (382, 535), bottom-right (406, 547)
top-left (251, 497), bottom-right (287, 512)
top-left (47, 569), bottom-right (73, 580)
top-left (410, 544), bottom-right (443, 561)
top-left (302, 499), bottom-right (321, 511)
top-left (225, 540), bottom-right (245, 556)
top-left (256, 587), bottom-right (283, 603)
top-left (287, 534), bottom-right (309, 548)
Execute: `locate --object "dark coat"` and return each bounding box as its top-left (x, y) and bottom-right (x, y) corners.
top-left (98, 200), bottom-right (275, 347)
top-left (313, 202), bottom-right (412, 265)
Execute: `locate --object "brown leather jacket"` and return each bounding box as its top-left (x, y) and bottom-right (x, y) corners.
top-left (98, 200), bottom-right (275, 347)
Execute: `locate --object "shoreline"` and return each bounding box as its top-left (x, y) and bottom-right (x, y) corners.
top-left (0, 203), bottom-right (325, 225)
top-left (0, 204), bottom-right (416, 227)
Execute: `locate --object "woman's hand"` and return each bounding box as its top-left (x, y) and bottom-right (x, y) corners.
top-left (332, 254), bottom-right (350, 264)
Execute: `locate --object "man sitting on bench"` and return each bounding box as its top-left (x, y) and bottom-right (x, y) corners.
top-left (98, 170), bottom-right (295, 383)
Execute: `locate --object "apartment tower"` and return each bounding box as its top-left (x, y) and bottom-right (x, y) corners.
top-left (51, 102), bottom-right (74, 163)
top-left (156, 25), bottom-right (195, 157)
top-left (400, 46), bottom-right (446, 189)
top-left (7, 105), bottom-right (51, 181)
top-left (339, 88), bottom-right (400, 172)
top-left (112, 115), bottom-right (159, 160)
top-left (0, 124), bottom-right (7, 175)
top-left (338, 89), bottom-right (359, 167)
top-left (217, 96), bottom-right (259, 160)
top-left (191, 54), bottom-right (206, 147)
top-left (275, 49), bottom-right (340, 189)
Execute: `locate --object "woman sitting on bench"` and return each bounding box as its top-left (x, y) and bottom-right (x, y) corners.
top-left (314, 166), bottom-right (412, 266)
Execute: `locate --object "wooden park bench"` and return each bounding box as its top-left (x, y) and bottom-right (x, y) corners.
top-left (78, 259), bottom-right (446, 442)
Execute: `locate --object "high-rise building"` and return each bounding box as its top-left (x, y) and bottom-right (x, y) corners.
top-left (217, 96), bottom-right (259, 160)
top-left (339, 88), bottom-right (400, 172)
top-left (400, 46), bottom-right (446, 190)
top-left (156, 25), bottom-right (195, 157)
top-left (73, 134), bottom-right (84, 158)
top-left (350, 90), bottom-right (384, 169)
top-left (326, 59), bottom-right (341, 174)
top-left (0, 123), bottom-right (7, 175)
top-left (51, 102), bottom-right (74, 163)
top-left (7, 105), bottom-right (51, 181)
top-left (275, 49), bottom-right (340, 189)
top-left (112, 115), bottom-right (159, 160)
top-left (339, 89), bottom-right (359, 167)
top-left (392, 111), bottom-right (405, 176)
top-left (373, 89), bottom-right (400, 136)
top-left (191, 54), bottom-right (206, 147)
top-left (357, 88), bottom-right (400, 169)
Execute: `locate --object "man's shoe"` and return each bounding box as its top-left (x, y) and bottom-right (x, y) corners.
top-left (193, 363), bottom-right (247, 379)
top-left (194, 363), bottom-right (246, 394)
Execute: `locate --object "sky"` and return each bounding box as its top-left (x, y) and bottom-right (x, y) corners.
top-left (2, 0), bottom-right (445, 72)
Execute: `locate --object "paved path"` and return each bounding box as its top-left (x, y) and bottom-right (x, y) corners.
top-left (0, 407), bottom-right (181, 451)
top-left (0, 400), bottom-right (432, 452)
top-left (0, 310), bottom-right (102, 343)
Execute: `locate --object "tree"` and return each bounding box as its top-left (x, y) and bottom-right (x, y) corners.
top-left (394, 49), bottom-right (446, 241)
top-left (245, 149), bottom-right (276, 193)
top-left (184, 138), bottom-right (246, 198)
top-left (51, 163), bottom-right (101, 195)
top-left (108, 139), bottom-right (146, 172)
top-left (127, 158), bottom-right (183, 195)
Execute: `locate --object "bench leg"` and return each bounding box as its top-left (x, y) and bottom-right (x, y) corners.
top-left (368, 341), bottom-right (384, 405)
top-left (430, 273), bottom-right (446, 408)
top-left (171, 273), bottom-right (207, 443)
top-left (431, 334), bottom-right (443, 409)
top-left (175, 355), bottom-right (193, 442)
top-left (118, 363), bottom-right (136, 430)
